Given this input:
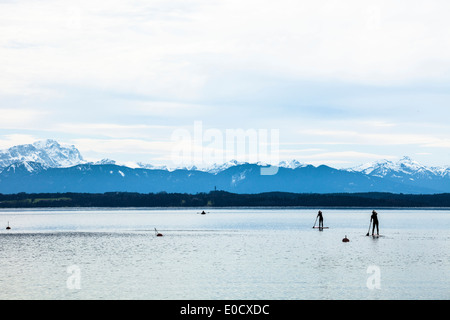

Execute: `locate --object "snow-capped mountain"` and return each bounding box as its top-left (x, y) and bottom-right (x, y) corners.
top-left (136, 162), bottom-right (168, 171)
top-left (94, 158), bottom-right (117, 165)
top-left (134, 159), bottom-right (244, 173)
top-left (433, 166), bottom-right (450, 178)
top-left (1, 139), bottom-right (449, 194)
top-left (0, 139), bottom-right (85, 171)
top-left (203, 159), bottom-right (245, 174)
top-left (170, 159), bottom-right (306, 174)
top-left (348, 156), bottom-right (447, 178)
top-left (278, 159), bottom-right (307, 170)
top-left (346, 156), bottom-right (450, 193)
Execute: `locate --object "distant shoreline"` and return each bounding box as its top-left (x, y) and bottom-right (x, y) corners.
top-left (1, 191), bottom-right (450, 209)
top-left (1, 207), bottom-right (450, 211)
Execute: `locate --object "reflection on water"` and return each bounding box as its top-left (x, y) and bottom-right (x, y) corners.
top-left (0, 209), bottom-right (449, 299)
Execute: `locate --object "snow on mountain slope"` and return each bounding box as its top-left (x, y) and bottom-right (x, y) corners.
top-left (134, 159), bottom-right (246, 173)
top-left (278, 159), bottom-right (307, 169)
top-left (433, 166), bottom-right (450, 177)
top-left (348, 156), bottom-right (447, 178)
top-left (0, 139), bottom-right (85, 171)
top-left (2, 138), bottom-right (449, 184)
top-left (199, 159), bottom-right (306, 174)
top-left (1, 138), bottom-right (450, 194)
top-left (2, 161), bottom-right (45, 174)
top-left (204, 160), bottom-right (245, 174)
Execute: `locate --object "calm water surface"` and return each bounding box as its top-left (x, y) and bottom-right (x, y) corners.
top-left (0, 208), bottom-right (449, 300)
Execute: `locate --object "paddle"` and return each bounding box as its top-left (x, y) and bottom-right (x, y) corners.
top-left (366, 220), bottom-right (372, 236)
top-left (312, 216), bottom-right (318, 228)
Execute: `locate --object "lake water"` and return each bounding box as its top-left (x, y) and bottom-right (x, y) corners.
top-left (0, 208), bottom-right (449, 300)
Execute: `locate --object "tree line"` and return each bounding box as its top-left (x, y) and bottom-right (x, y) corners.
top-left (1, 191), bottom-right (450, 208)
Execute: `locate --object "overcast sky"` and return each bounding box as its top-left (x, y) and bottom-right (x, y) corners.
top-left (1, 0), bottom-right (450, 168)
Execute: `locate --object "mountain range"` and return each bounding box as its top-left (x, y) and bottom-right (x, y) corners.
top-left (0, 139), bottom-right (449, 194)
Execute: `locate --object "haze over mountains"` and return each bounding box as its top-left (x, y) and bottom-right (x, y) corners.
top-left (0, 140), bottom-right (449, 194)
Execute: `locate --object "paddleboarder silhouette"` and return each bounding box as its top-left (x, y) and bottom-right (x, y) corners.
top-left (371, 210), bottom-right (379, 235)
top-left (317, 210), bottom-right (324, 229)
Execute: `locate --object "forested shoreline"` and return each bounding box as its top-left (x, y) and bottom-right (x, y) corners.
top-left (1, 191), bottom-right (450, 208)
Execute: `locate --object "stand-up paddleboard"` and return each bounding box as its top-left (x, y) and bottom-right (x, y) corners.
top-left (365, 234), bottom-right (384, 238)
top-left (313, 226), bottom-right (329, 229)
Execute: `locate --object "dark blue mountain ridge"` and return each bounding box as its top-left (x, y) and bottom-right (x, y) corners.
top-left (0, 139), bottom-right (449, 194)
top-left (0, 160), bottom-right (446, 194)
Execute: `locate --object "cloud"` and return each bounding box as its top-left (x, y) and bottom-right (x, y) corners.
top-left (0, 134), bottom-right (39, 149)
top-left (71, 138), bottom-right (176, 163)
top-left (421, 139), bottom-right (450, 149)
top-left (2, 0), bottom-right (450, 99)
top-left (0, 108), bottom-right (48, 129)
top-left (2, 1), bottom-right (450, 168)
top-left (54, 123), bottom-right (174, 139)
top-left (299, 151), bottom-right (396, 160)
top-left (296, 129), bottom-right (450, 149)
top-left (128, 101), bottom-right (211, 118)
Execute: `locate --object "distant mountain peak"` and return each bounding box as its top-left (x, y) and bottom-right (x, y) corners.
top-left (348, 156), bottom-right (443, 178)
top-left (95, 158), bottom-right (116, 165)
top-left (203, 159), bottom-right (246, 174)
top-left (1, 143), bottom-right (450, 194)
top-left (0, 139), bottom-right (86, 172)
top-left (278, 159), bottom-right (307, 169)
top-left (32, 139), bottom-right (59, 149)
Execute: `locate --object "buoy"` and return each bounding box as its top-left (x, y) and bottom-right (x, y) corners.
top-left (342, 235), bottom-right (349, 242)
top-left (155, 228), bottom-right (163, 237)
top-left (6, 221), bottom-right (11, 230)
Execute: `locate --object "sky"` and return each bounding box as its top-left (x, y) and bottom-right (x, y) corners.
top-left (1, 0), bottom-right (450, 169)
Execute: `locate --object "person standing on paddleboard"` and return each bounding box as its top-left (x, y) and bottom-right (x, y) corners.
top-left (317, 210), bottom-right (324, 229)
top-left (371, 210), bottom-right (379, 235)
